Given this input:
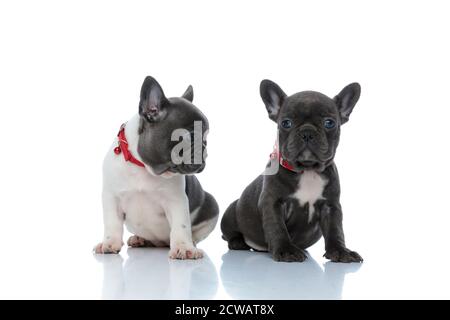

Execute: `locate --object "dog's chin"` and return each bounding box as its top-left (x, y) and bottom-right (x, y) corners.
top-left (160, 171), bottom-right (179, 179)
top-left (145, 164), bottom-right (178, 178)
top-left (160, 165), bottom-right (205, 177)
top-left (150, 168), bottom-right (180, 179)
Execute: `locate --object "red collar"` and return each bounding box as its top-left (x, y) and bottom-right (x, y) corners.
top-left (114, 123), bottom-right (145, 168)
top-left (270, 144), bottom-right (299, 173)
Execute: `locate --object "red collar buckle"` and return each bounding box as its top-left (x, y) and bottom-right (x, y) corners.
top-left (114, 123), bottom-right (145, 168)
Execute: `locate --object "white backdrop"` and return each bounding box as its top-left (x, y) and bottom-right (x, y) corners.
top-left (0, 0), bottom-right (449, 299)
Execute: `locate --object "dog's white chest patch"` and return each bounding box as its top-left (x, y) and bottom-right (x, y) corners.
top-left (292, 171), bottom-right (328, 222)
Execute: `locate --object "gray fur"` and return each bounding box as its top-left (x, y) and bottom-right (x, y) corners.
top-left (221, 79), bottom-right (363, 263)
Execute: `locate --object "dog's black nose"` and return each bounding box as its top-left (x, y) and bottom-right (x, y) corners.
top-left (300, 130), bottom-right (315, 143)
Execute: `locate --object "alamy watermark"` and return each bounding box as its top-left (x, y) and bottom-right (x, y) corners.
top-left (170, 121), bottom-right (279, 175)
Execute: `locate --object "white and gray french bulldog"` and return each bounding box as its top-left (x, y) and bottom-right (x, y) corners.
top-left (221, 79), bottom-right (363, 263)
top-left (95, 76), bottom-right (218, 259)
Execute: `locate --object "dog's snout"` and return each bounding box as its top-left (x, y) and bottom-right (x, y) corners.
top-left (297, 124), bottom-right (318, 144)
top-left (299, 129), bottom-right (315, 143)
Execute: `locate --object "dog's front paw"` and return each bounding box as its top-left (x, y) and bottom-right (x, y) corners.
top-left (93, 239), bottom-right (123, 254)
top-left (272, 244), bottom-right (307, 262)
top-left (324, 247), bottom-right (363, 263)
top-left (169, 243), bottom-right (203, 260)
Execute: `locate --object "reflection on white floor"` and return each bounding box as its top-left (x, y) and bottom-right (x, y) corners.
top-left (95, 248), bottom-right (218, 300)
top-left (94, 247), bottom-right (361, 300)
top-left (220, 251), bottom-right (361, 300)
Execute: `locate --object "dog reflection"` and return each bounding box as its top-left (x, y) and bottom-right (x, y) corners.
top-left (95, 248), bottom-right (218, 299)
top-left (220, 251), bottom-right (361, 299)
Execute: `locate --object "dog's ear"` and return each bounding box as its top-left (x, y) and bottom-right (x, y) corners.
top-left (334, 82), bottom-right (361, 124)
top-left (181, 85), bottom-right (194, 102)
top-left (260, 79), bottom-right (287, 122)
top-left (139, 76), bottom-right (168, 122)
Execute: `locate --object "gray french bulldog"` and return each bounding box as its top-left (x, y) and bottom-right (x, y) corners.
top-left (220, 79), bottom-right (363, 263)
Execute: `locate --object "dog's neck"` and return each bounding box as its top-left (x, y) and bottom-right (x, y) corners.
top-left (123, 114), bottom-right (143, 164)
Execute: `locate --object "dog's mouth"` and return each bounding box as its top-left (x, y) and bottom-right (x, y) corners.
top-left (295, 160), bottom-right (321, 170)
top-left (166, 163), bottom-right (205, 175)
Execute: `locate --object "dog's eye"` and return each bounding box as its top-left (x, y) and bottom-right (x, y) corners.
top-left (324, 119), bottom-right (336, 129)
top-left (281, 119), bottom-right (292, 129)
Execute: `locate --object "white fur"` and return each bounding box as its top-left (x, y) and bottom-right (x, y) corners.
top-left (292, 171), bottom-right (328, 222)
top-left (95, 114), bottom-right (203, 259)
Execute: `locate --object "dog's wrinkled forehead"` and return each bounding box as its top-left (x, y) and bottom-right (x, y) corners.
top-left (281, 91), bottom-right (338, 121)
top-left (260, 79), bottom-right (360, 125)
top-left (165, 97), bottom-right (209, 131)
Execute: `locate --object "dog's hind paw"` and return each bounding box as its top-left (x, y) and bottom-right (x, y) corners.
top-left (227, 237), bottom-right (251, 250)
top-left (127, 235), bottom-right (154, 248)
